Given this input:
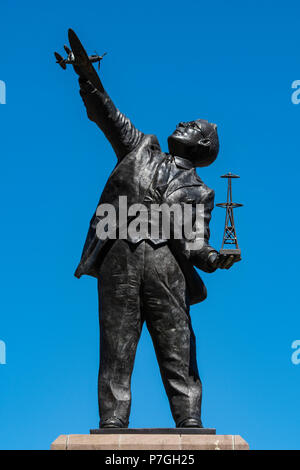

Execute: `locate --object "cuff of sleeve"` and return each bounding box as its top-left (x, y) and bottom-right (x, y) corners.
top-left (197, 247), bottom-right (218, 273)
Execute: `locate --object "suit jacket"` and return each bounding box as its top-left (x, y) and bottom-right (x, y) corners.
top-left (74, 81), bottom-right (217, 304)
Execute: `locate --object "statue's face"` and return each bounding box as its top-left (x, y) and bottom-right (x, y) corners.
top-left (167, 119), bottom-right (219, 167)
top-left (171, 121), bottom-right (206, 147)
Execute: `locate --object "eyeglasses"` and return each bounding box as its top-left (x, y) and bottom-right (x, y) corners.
top-left (177, 122), bottom-right (204, 135)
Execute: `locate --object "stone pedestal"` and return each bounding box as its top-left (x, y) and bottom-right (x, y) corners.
top-left (51, 430), bottom-right (249, 450)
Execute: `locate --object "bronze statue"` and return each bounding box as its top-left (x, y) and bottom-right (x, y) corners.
top-left (55, 29), bottom-right (241, 429)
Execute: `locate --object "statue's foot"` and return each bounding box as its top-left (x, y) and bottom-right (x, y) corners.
top-left (100, 417), bottom-right (128, 429)
top-left (176, 418), bottom-right (203, 428)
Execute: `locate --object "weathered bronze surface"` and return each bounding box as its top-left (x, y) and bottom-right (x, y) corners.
top-left (56, 29), bottom-right (241, 429)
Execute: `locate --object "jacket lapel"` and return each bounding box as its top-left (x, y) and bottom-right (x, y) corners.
top-left (165, 168), bottom-right (204, 198)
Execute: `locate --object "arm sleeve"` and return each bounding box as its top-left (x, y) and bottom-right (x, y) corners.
top-left (79, 78), bottom-right (144, 161)
top-left (173, 187), bottom-right (218, 273)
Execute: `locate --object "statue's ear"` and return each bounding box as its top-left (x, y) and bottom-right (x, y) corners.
top-left (198, 138), bottom-right (211, 147)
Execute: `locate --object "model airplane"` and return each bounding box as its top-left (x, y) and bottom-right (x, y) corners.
top-left (55, 44), bottom-right (106, 71)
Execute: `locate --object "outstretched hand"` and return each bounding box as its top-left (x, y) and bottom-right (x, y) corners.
top-left (57, 29), bottom-right (105, 92)
top-left (208, 251), bottom-right (241, 270)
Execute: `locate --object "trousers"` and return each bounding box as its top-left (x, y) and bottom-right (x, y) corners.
top-left (97, 239), bottom-right (202, 426)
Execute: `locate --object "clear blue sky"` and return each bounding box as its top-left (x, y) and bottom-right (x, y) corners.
top-left (0, 0), bottom-right (300, 450)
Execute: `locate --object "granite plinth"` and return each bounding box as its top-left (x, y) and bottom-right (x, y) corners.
top-left (51, 432), bottom-right (249, 450)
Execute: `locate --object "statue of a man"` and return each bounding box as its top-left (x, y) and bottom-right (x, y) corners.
top-left (62, 32), bottom-right (239, 429)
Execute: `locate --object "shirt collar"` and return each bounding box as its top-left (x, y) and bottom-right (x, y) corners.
top-left (173, 155), bottom-right (194, 170)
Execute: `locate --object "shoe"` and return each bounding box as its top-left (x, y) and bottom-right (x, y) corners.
top-left (100, 417), bottom-right (128, 428)
top-left (176, 418), bottom-right (203, 428)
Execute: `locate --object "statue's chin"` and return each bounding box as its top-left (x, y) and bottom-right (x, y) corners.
top-left (167, 135), bottom-right (188, 156)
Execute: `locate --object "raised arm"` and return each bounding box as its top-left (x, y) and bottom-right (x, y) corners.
top-left (55, 29), bottom-right (144, 161)
top-left (78, 77), bottom-right (144, 161)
